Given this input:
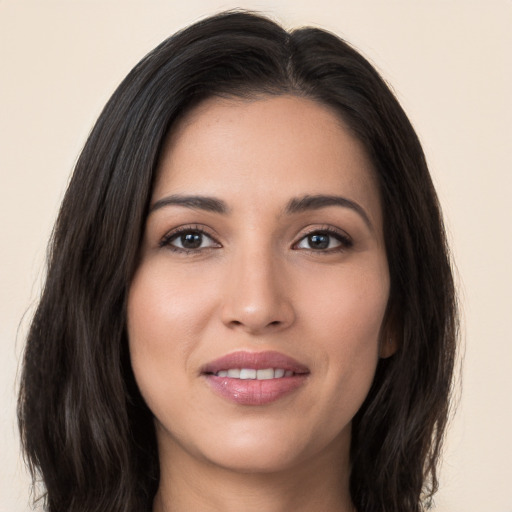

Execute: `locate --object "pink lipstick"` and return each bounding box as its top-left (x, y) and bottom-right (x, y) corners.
top-left (201, 350), bottom-right (309, 405)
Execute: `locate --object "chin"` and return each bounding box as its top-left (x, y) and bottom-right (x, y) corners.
top-left (204, 443), bottom-right (307, 474)
top-left (193, 420), bottom-right (350, 475)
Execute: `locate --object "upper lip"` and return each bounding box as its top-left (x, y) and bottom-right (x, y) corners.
top-left (201, 350), bottom-right (310, 374)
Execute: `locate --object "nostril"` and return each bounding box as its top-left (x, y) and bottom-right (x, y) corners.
top-left (228, 319), bottom-right (282, 330)
top-left (221, 298), bottom-right (295, 333)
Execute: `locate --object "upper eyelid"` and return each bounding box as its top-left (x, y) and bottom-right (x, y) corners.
top-left (295, 225), bottom-right (352, 241)
top-left (159, 225), bottom-right (221, 247)
top-left (292, 226), bottom-right (353, 251)
top-left (162, 224), bottom-right (218, 238)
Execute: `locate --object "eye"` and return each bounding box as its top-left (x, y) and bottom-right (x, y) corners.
top-left (294, 229), bottom-right (352, 252)
top-left (160, 227), bottom-right (220, 252)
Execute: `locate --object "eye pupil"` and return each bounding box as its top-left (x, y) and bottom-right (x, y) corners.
top-left (181, 232), bottom-right (202, 249)
top-left (309, 233), bottom-right (329, 249)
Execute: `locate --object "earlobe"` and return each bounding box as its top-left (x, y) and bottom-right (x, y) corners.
top-left (379, 305), bottom-right (400, 358)
top-left (379, 336), bottom-right (398, 358)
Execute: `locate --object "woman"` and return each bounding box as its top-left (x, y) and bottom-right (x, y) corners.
top-left (18, 10), bottom-right (457, 512)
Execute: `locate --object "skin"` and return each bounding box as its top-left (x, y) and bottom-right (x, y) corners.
top-left (127, 95), bottom-right (392, 512)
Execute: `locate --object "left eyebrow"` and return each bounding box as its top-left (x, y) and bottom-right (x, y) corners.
top-left (284, 194), bottom-right (374, 231)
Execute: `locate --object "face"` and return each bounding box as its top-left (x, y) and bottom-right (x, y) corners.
top-left (127, 95), bottom-right (391, 476)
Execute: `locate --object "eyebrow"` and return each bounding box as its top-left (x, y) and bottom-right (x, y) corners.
top-left (150, 193), bottom-right (373, 230)
top-left (285, 195), bottom-right (373, 230)
top-left (150, 195), bottom-right (229, 214)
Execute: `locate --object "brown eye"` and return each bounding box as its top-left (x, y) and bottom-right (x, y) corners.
top-left (306, 233), bottom-right (332, 250)
top-left (177, 232), bottom-right (203, 249)
top-left (295, 230), bottom-right (352, 251)
top-left (161, 229), bottom-right (220, 252)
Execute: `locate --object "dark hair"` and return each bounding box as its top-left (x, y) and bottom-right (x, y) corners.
top-left (18, 10), bottom-right (457, 512)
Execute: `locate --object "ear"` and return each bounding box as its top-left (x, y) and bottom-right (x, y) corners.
top-left (379, 305), bottom-right (400, 359)
top-left (379, 335), bottom-right (398, 359)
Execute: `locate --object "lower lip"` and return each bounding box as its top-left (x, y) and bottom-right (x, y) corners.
top-left (204, 375), bottom-right (308, 405)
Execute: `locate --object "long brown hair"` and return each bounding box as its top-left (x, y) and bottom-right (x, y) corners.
top-left (18, 10), bottom-right (457, 512)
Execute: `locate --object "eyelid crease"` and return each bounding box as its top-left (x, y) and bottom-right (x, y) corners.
top-left (295, 225), bottom-right (353, 242)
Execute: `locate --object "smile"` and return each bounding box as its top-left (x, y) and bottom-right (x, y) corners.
top-left (202, 351), bottom-right (309, 405)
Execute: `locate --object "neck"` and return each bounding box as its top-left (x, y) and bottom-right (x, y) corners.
top-left (153, 431), bottom-right (354, 512)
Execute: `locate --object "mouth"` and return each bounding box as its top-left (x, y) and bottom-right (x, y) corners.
top-left (201, 350), bottom-right (310, 406)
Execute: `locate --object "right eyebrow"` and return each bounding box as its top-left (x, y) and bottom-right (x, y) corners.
top-left (149, 194), bottom-right (229, 214)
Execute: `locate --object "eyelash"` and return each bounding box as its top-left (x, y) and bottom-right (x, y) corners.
top-left (159, 225), bottom-right (353, 254)
top-left (293, 226), bottom-right (353, 254)
top-left (159, 225), bottom-right (220, 254)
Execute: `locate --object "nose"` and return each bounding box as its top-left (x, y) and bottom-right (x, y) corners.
top-left (220, 246), bottom-right (296, 335)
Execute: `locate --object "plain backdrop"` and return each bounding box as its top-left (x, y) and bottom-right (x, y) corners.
top-left (1, 1), bottom-right (511, 511)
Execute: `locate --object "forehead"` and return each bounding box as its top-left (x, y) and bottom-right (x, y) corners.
top-left (154, 95), bottom-right (381, 226)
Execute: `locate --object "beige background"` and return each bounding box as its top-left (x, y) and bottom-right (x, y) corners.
top-left (1, 1), bottom-right (511, 510)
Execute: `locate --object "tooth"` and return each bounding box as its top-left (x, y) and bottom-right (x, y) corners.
top-left (240, 368), bottom-right (256, 379)
top-left (256, 368), bottom-right (274, 380)
top-left (220, 368), bottom-right (292, 379)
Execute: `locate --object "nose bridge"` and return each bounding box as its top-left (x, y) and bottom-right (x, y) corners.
top-left (221, 237), bottom-right (294, 333)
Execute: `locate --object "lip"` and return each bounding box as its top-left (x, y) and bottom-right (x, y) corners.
top-left (201, 350), bottom-right (310, 406)
top-left (201, 350), bottom-right (310, 374)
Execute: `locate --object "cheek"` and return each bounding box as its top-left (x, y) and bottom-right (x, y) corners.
top-left (127, 262), bottom-right (215, 355)
top-left (307, 260), bottom-right (389, 342)
top-left (304, 262), bottom-right (389, 402)
top-left (126, 258), bottom-right (231, 429)
top-left (126, 263), bottom-right (206, 408)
